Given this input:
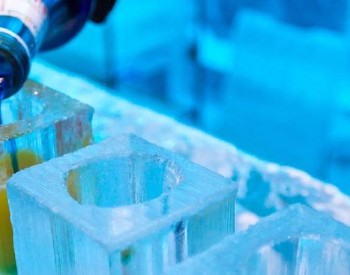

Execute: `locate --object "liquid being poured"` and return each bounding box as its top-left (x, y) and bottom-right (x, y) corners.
top-left (0, 77), bottom-right (4, 124)
top-left (0, 58), bottom-right (19, 273)
top-left (0, 76), bottom-right (19, 173)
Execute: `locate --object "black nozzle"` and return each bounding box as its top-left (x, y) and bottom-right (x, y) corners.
top-left (0, 32), bottom-right (30, 99)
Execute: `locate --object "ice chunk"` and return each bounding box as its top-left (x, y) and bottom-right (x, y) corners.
top-left (0, 80), bottom-right (93, 274)
top-left (7, 134), bottom-right (237, 275)
top-left (237, 163), bottom-right (350, 226)
top-left (167, 204), bottom-right (350, 275)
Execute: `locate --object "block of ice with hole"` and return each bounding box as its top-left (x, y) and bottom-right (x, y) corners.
top-left (168, 204), bottom-right (350, 275)
top-left (7, 134), bottom-right (237, 275)
top-left (0, 80), bottom-right (93, 274)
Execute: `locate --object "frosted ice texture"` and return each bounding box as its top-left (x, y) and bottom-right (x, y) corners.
top-left (30, 61), bottom-right (350, 226)
top-left (168, 204), bottom-right (350, 275)
top-left (7, 134), bottom-right (237, 275)
top-left (0, 80), bottom-right (93, 274)
top-left (235, 203), bottom-right (259, 232)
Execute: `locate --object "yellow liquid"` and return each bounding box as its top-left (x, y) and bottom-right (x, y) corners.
top-left (0, 150), bottom-right (41, 273)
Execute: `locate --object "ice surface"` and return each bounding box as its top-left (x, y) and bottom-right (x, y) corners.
top-left (203, 10), bottom-right (350, 189)
top-left (199, 0), bottom-right (347, 36)
top-left (30, 61), bottom-right (350, 226)
top-left (0, 80), bottom-right (93, 274)
top-left (7, 134), bottom-right (237, 275)
top-left (167, 204), bottom-right (350, 275)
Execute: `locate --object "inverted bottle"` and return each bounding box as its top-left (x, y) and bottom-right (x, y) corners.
top-left (0, 0), bottom-right (116, 99)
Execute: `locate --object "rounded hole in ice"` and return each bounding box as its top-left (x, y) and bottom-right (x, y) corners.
top-left (66, 153), bottom-right (182, 208)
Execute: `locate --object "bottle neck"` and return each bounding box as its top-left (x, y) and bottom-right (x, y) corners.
top-left (0, 30), bottom-right (30, 99)
top-left (0, 0), bottom-right (99, 98)
top-left (0, 16), bottom-right (38, 57)
top-left (0, 0), bottom-right (48, 98)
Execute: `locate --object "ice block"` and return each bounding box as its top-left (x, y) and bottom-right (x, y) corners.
top-left (0, 80), bottom-right (93, 274)
top-left (167, 204), bottom-right (350, 275)
top-left (7, 134), bottom-right (237, 275)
